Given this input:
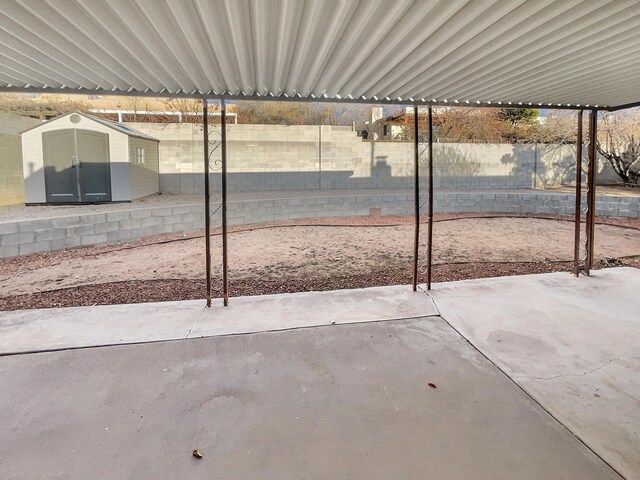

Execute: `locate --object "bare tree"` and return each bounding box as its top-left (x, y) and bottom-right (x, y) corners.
top-left (236, 101), bottom-right (306, 125)
top-left (526, 111), bottom-right (576, 144)
top-left (236, 100), bottom-right (371, 126)
top-left (435, 107), bottom-right (507, 143)
top-left (162, 98), bottom-right (203, 123)
top-left (597, 111), bottom-right (640, 185)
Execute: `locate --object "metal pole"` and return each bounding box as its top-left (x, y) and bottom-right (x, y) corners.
top-left (573, 110), bottom-right (583, 276)
top-left (203, 100), bottom-right (212, 307)
top-left (318, 124), bottom-right (322, 190)
top-left (585, 110), bottom-right (598, 275)
top-left (412, 105), bottom-right (419, 291)
top-left (533, 143), bottom-right (537, 189)
top-left (221, 100), bottom-right (229, 305)
top-left (426, 106), bottom-right (434, 290)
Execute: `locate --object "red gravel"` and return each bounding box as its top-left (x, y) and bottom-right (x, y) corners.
top-left (1, 259), bottom-right (619, 311)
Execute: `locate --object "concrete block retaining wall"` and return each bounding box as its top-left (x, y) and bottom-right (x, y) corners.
top-left (0, 205), bottom-right (206, 258)
top-left (224, 193), bottom-right (640, 223)
top-left (1, 191), bottom-right (638, 258)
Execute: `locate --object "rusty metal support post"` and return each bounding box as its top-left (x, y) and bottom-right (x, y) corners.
top-left (203, 100), bottom-right (212, 307)
top-left (585, 110), bottom-right (598, 275)
top-left (426, 106), bottom-right (434, 290)
top-left (412, 105), bottom-right (419, 291)
top-left (573, 110), bottom-right (583, 276)
top-left (318, 124), bottom-right (322, 190)
top-left (221, 100), bottom-right (229, 305)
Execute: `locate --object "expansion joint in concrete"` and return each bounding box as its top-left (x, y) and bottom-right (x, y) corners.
top-left (431, 306), bottom-right (627, 480)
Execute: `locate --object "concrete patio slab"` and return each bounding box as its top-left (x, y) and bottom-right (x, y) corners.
top-left (0, 284), bottom-right (437, 354)
top-left (429, 267), bottom-right (640, 480)
top-left (189, 284), bottom-right (437, 338)
top-left (0, 318), bottom-right (621, 480)
top-left (0, 299), bottom-right (203, 355)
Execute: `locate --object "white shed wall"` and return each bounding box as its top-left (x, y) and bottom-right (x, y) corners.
top-left (21, 114), bottom-right (131, 203)
top-left (128, 137), bottom-right (160, 199)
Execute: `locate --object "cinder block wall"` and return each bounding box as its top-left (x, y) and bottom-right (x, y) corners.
top-left (0, 113), bottom-right (41, 206)
top-left (129, 123), bottom-right (618, 194)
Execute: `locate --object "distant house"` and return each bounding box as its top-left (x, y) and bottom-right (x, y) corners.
top-left (366, 107), bottom-right (426, 141)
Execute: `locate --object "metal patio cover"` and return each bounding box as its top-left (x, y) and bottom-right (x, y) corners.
top-left (1, 0), bottom-right (639, 110)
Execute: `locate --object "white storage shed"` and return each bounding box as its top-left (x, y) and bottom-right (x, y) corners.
top-left (21, 112), bottom-right (159, 204)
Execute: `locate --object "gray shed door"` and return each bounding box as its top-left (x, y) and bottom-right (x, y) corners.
top-left (42, 130), bottom-right (78, 203)
top-left (42, 129), bottom-right (111, 203)
top-left (76, 130), bottom-right (111, 202)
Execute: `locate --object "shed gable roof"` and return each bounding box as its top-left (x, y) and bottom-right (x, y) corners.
top-left (20, 112), bottom-right (159, 142)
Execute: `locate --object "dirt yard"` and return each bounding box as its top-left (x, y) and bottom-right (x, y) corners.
top-left (1, 214), bottom-right (638, 310)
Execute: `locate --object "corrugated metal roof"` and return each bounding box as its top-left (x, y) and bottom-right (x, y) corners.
top-left (1, 0), bottom-right (639, 109)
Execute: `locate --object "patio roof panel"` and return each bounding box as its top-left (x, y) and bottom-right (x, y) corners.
top-left (0, 0), bottom-right (639, 109)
